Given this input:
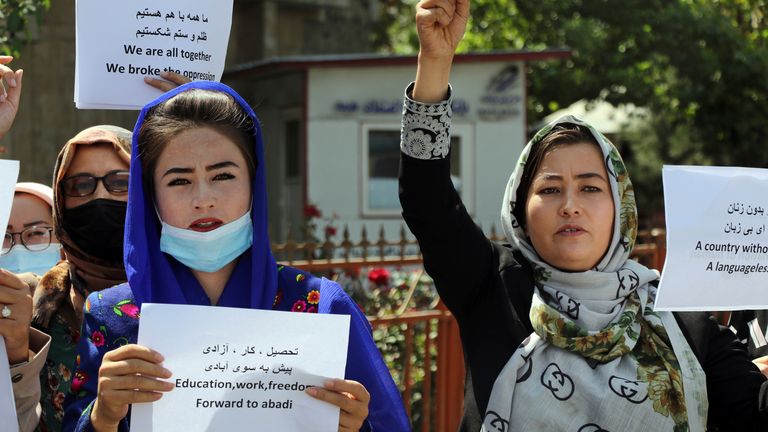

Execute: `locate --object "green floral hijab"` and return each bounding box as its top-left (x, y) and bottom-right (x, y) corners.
top-left (482, 115), bottom-right (707, 432)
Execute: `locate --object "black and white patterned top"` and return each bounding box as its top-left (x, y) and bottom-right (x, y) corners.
top-left (400, 82), bottom-right (452, 160)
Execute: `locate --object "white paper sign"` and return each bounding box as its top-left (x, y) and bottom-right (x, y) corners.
top-left (0, 339), bottom-right (19, 432)
top-left (0, 159), bottom-right (20, 431)
top-left (0, 160), bottom-right (19, 242)
top-left (131, 304), bottom-right (350, 431)
top-left (656, 165), bottom-right (768, 311)
top-left (75, 0), bottom-right (234, 110)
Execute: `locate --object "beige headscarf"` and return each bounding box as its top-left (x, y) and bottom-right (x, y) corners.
top-left (32, 125), bottom-right (131, 328)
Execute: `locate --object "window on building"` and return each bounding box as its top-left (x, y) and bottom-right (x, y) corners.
top-left (285, 119), bottom-right (301, 179)
top-left (364, 126), bottom-right (465, 216)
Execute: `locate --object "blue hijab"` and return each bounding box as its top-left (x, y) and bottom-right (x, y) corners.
top-left (124, 81), bottom-right (278, 309)
top-left (99, 82), bottom-right (409, 431)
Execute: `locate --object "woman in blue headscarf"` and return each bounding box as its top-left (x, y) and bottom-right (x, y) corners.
top-left (62, 81), bottom-right (409, 432)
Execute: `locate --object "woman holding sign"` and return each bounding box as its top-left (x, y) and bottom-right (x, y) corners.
top-left (62, 81), bottom-right (409, 432)
top-left (399, 0), bottom-right (768, 430)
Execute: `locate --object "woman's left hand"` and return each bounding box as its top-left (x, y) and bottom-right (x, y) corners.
top-left (0, 269), bottom-right (33, 364)
top-left (307, 378), bottom-right (370, 432)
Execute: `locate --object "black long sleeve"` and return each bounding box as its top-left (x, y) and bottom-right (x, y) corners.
top-left (676, 312), bottom-right (768, 430)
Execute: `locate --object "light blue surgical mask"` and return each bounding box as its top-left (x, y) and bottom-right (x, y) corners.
top-left (159, 211), bottom-right (253, 273)
top-left (0, 243), bottom-right (62, 275)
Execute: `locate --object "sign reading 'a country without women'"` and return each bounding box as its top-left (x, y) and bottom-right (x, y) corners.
top-left (656, 165), bottom-right (768, 311)
top-left (75, 0), bottom-right (233, 109)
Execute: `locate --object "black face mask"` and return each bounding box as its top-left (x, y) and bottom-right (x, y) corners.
top-left (62, 199), bottom-right (127, 262)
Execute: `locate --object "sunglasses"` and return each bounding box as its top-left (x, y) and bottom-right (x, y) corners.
top-left (61, 170), bottom-right (130, 197)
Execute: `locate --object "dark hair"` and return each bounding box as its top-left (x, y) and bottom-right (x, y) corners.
top-left (513, 123), bottom-right (602, 228)
top-left (138, 89), bottom-right (257, 191)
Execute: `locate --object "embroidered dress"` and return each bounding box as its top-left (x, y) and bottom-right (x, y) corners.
top-left (64, 265), bottom-right (400, 432)
top-left (36, 312), bottom-right (79, 432)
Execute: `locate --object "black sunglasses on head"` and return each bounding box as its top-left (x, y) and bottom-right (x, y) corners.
top-left (61, 170), bottom-right (130, 197)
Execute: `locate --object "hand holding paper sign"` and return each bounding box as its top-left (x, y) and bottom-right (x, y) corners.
top-left (0, 56), bottom-right (22, 140)
top-left (75, 0), bottom-right (233, 109)
top-left (143, 70), bottom-right (191, 93)
top-left (91, 344), bottom-right (174, 430)
top-left (0, 268), bottom-right (33, 365)
top-left (307, 378), bottom-right (370, 431)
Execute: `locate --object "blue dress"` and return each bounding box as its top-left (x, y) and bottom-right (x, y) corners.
top-left (62, 265), bottom-right (411, 431)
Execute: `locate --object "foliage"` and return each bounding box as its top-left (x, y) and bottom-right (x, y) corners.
top-left (301, 203), bottom-right (338, 244)
top-left (335, 266), bottom-right (440, 430)
top-left (0, 0), bottom-right (50, 57)
top-left (375, 0), bottom-right (768, 216)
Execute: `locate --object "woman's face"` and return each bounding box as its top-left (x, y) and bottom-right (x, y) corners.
top-left (524, 142), bottom-right (614, 271)
top-left (63, 143), bottom-right (130, 209)
top-left (5, 192), bottom-right (57, 248)
top-left (153, 126), bottom-right (251, 231)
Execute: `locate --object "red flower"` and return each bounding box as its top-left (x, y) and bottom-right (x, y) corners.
top-left (292, 300), bottom-right (307, 312)
top-left (307, 290), bottom-right (320, 305)
top-left (71, 370), bottom-right (88, 393)
top-left (307, 306), bottom-right (317, 313)
top-left (324, 225), bottom-right (337, 237)
top-left (304, 204), bottom-right (322, 219)
top-left (119, 303), bottom-right (140, 319)
top-left (90, 330), bottom-right (105, 347)
top-left (368, 268), bottom-right (390, 286)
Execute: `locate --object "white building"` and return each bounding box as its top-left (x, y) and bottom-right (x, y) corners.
top-left (224, 51), bottom-right (569, 242)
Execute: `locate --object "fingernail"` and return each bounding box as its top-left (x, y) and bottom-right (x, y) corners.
top-left (323, 379), bottom-right (335, 389)
top-left (10, 78), bottom-right (16, 87)
top-left (160, 71), bottom-right (169, 77)
top-left (155, 352), bottom-right (165, 362)
top-left (162, 367), bottom-right (172, 376)
top-left (0, 94), bottom-right (6, 103)
top-left (164, 380), bottom-right (175, 390)
top-left (306, 387), bottom-right (317, 396)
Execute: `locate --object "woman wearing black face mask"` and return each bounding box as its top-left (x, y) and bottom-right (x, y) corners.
top-left (11, 125), bottom-right (132, 432)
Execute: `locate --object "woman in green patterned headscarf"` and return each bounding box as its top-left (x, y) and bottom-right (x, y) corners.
top-left (488, 116), bottom-right (706, 431)
top-left (398, 0), bottom-right (768, 430)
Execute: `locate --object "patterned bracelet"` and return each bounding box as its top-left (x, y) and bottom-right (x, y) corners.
top-left (400, 82), bottom-right (452, 160)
